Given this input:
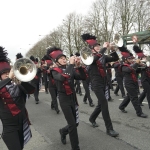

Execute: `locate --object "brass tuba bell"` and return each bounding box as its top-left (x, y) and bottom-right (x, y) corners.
top-left (13, 58), bottom-right (37, 82)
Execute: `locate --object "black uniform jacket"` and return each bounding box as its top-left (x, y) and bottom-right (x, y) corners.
top-left (121, 63), bottom-right (139, 88)
top-left (88, 49), bottom-right (119, 89)
top-left (48, 68), bottom-right (57, 88)
top-left (30, 68), bottom-right (42, 84)
top-left (51, 64), bottom-right (86, 105)
top-left (112, 61), bottom-right (123, 77)
top-left (0, 78), bottom-right (35, 133)
top-left (137, 64), bottom-right (150, 83)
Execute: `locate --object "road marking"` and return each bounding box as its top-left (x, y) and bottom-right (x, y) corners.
top-left (118, 99), bottom-right (148, 104)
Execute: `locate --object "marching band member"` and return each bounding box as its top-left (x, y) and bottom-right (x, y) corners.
top-left (81, 64), bottom-right (95, 107)
top-left (0, 46), bottom-right (35, 150)
top-left (47, 47), bottom-right (86, 150)
top-left (30, 56), bottom-right (42, 104)
top-left (41, 57), bottom-right (49, 94)
top-left (133, 45), bottom-right (150, 109)
top-left (74, 52), bottom-right (83, 96)
top-left (112, 59), bottom-right (126, 98)
top-left (118, 46), bottom-right (148, 118)
top-left (105, 63), bottom-right (114, 101)
top-left (74, 52), bottom-right (95, 107)
top-left (44, 55), bottom-right (60, 113)
top-left (81, 33), bottom-right (119, 137)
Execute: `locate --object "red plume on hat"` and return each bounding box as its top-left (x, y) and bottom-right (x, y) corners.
top-left (133, 45), bottom-right (145, 58)
top-left (47, 46), bottom-right (66, 62)
top-left (0, 46), bottom-right (11, 75)
top-left (81, 33), bottom-right (100, 48)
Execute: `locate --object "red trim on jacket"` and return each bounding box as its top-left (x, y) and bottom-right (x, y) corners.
top-left (96, 60), bottom-right (106, 77)
top-left (0, 87), bottom-right (21, 116)
top-left (123, 63), bottom-right (137, 82)
top-left (53, 67), bottom-right (73, 95)
top-left (146, 67), bottom-right (150, 77)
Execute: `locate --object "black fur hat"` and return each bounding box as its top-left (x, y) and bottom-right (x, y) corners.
top-left (0, 46), bottom-right (11, 75)
top-left (70, 54), bottom-right (74, 57)
top-left (16, 53), bottom-right (23, 59)
top-left (75, 52), bottom-right (80, 57)
top-left (35, 58), bottom-right (39, 63)
top-left (30, 55), bottom-right (35, 62)
top-left (42, 55), bottom-right (53, 66)
top-left (133, 45), bottom-right (145, 58)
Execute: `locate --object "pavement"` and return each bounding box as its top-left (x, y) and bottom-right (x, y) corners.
top-left (0, 84), bottom-right (150, 150)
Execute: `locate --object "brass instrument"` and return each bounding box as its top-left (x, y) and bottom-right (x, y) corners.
top-left (13, 58), bottom-right (37, 82)
top-left (107, 34), bottom-right (124, 60)
top-left (80, 47), bottom-right (94, 65)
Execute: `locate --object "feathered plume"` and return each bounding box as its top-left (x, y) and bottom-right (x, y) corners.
top-left (0, 46), bottom-right (11, 74)
top-left (16, 53), bottom-right (23, 59)
top-left (118, 46), bottom-right (130, 53)
top-left (0, 46), bottom-right (9, 63)
top-left (30, 55), bottom-right (35, 62)
top-left (75, 52), bottom-right (80, 57)
top-left (133, 45), bottom-right (145, 58)
top-left (81, 33), bottom-right (97, 41)
top-left (81, 33), bottom-right (99, 47)
top-left (133, 45), bottom-right (142, 53)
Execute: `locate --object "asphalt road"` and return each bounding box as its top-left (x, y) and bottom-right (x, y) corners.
top-left (0, 85), bottom-right (150, 150)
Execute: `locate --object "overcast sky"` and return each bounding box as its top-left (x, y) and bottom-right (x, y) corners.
top-left (0, 0), bottom-right (93, 63)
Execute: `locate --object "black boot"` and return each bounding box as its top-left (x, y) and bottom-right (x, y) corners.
top-left (56, 109), bottom-right (60, 114)
top-left (83, 101), bottom-right (87, 104)
top-left (51, 103), bottom-right (55, 110)
top-left (107, 129), bottom-right (119, 137)
top-left (89, 118), bottom-right (99, 128)
top-left (89, 103), bottom-right (95, 107)
top-left (114, 93), bottom-right (119, 96)
top-left (108, 97), bottom-right (114, 101)
top-left (59, 129), bottom-right (66, 144)
top-left (119, 108), bottom-right (127, 113)
top-left (137, 113), bottom-right (148, 118)
top-left (122, 95), bottom-right (126, 98)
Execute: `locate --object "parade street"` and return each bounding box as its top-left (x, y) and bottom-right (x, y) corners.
top-left (0, 85), bottom-right (150, 150)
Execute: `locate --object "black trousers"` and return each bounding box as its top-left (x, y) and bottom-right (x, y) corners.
top-left (2, 129), bottom-right (23, 150)
top-left (49, 84), bottom-right (59, 110)
top-left (89, 87), bottom-right (113, 130)
top-left (107, 74), bottom-right (113, 90)
top-left (74, 80), bottom-right (82, 94)
top-left (33, 81), bottom-right (40, 102)
top-left (43, 73), bottom-right (48, 92)
top-left (59, 94), bottom-right (79, 150)
top-left (114, 76), bottom-right (125, 96)
top-left (138, 81), bottom-right (150, 108)
top-left (119, 86), bottom-right (143, 116)
top-left (138, 90), bottom-right (146, 104)
top-left (82, 80), bottom-right (93, 104)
